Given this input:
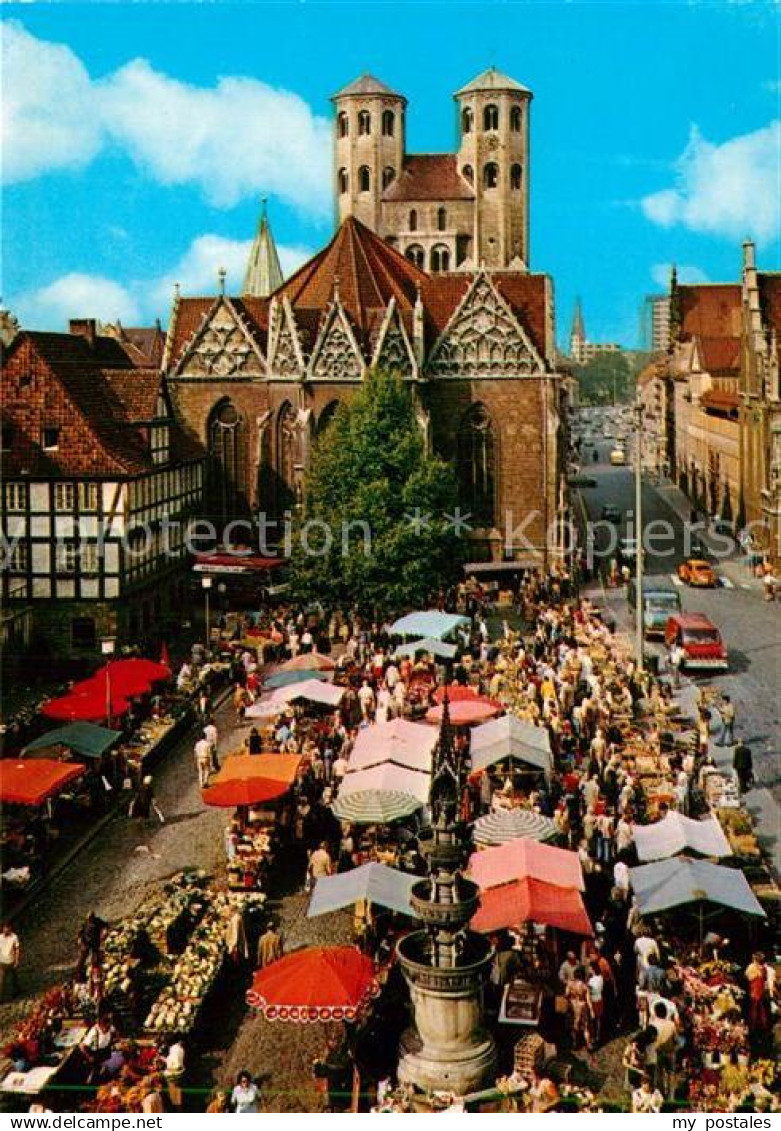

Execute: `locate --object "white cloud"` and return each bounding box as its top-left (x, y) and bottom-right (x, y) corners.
top-left (641, 121), bottom-right (781, 243)
top-left (15, 272), bottom-right (141, 330)
top-left (1, 22), bottom-right (101, 182)
top-left (147, 233), bottom-right (312, 314)
top-left (15, 234), bottom-right (313, 329)
top-left (651, 262), bottom-right (709, 288)
top-left (1, 22), bottom-right (331, 218)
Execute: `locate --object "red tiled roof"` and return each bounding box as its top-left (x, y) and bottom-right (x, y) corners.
top-left (679, 284), bottom-right (741, 340)
top-left (420, 272), bottom-right (548, 358)
top-left (382, 154), bottom-right (475, 202)
top-left (759, 273), bottom-right (781, 336)
top-left (166, 296), bottom-right (270, 371)
top-left (1, 331), bottom-right (203, 477)
top-left (698, 336), bottom-right (740, 374)
top-left (116, 325), bottom-right (166, 367)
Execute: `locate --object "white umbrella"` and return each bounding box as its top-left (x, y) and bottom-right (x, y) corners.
top-left (473, 808), bottom-right (558, 846)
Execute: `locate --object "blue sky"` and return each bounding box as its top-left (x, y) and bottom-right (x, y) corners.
top-left (2, 1), bottom-right (779, 348)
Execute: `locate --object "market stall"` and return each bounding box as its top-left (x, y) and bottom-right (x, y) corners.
top-left (633, 811), bottom-right (733, 862)
top-left (308, 862), bottom-right (417, 918)
top-left (346, 719), bottom-right (437, 774)
top-left (469, 715), bottom-right (553, 779)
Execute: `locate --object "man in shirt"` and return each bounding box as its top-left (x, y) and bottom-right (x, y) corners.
top-left (257, 923), bottom-right (283, 969)
top-left (308, 842), bottom-right (333, 883)
top-left (76, 912), bottom-right (107, 982)
top-left (0, 923), bottom-right (20, 1000)
top-left (194, 736), bottom-right (212, 788)
top-left (203, 719), bottom-right (219, 772)
top-left (733, 740), bottom-right (754, 794)
top-left (716, 695), bottom-right (736, 746)
top-left (558, 951), bottom-right (578, 986)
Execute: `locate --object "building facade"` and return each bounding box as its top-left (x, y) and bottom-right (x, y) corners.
top-left (1, 319), bottom-right (205, 656)
top-left (333, 69), bottom-right (532, 273)
top-left (642, 294), bottom-right (671, 353)
top-left (568, 298), bottom-right (622, 364)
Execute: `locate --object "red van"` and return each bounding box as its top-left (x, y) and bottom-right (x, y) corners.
top-left (664, 613), bottom-right (728, 671)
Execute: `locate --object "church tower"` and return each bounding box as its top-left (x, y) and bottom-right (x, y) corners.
top-left (243, 199), bottom-right (284, 297)
top-left (455, 67), bottom-right (532, 270)
top-left (331, 74), bottom-right (407, 231)
top-left (570, 297), bottom-right (586, 363)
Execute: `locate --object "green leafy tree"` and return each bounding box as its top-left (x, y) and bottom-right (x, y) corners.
top-left (289, 369), bottom-right (465, 615)
top-left (576, 351), bottom-right (633, 406)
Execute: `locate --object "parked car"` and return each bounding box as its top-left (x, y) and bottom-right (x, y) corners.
top-left (568, 474), bottom-right (598, 488)
top-left (628, 577), bottom-right (682, 637)
top-left (678, 558), bottom-right (718, 587)
top-left (601, 504), bottom-right (621, 523)
top-left (664, 612), bottom-right (728, 671)
top-left (609, 447), bottom-right (627, 466)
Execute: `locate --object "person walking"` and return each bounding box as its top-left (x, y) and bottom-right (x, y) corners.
top-left (76, 912), bottom-right (107, 982)
top-left (231, 1071), bottom-right (260, 1113)
top-left (717, 695), bottom-right (736, 746)
top-left (0, 923), bottom-right (20, 1000)
top-left (733, 739), bottom-right (754, 794)
top-left (195, 735), bottom-right (212, 789)
top-left (204, 718), bottom-right (219, 773)
top-left (257, 922), bottom-right (283, 968)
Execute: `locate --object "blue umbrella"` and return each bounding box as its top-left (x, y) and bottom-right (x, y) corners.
top-left (263, 669), bottom-right (332, 690)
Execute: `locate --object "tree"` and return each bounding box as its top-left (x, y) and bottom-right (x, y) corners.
top-left (576, 351), bottom-right (633, 406)
top-left (289, 369), bottom-right (465, 615)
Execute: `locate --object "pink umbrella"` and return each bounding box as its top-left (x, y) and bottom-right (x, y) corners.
top-left (426, 699), bottom-right (500, 725)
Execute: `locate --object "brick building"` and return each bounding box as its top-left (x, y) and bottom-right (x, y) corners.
top-left (1, 318), bottom-right (205, 656)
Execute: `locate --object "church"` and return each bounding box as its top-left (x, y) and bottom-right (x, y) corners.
top-left (165, 68), bottom-right (568, 565)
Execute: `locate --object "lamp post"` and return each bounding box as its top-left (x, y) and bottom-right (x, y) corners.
top-left (633, 400), bottom-right (645, 673)
top-left (202, 576), bottom-right (213, 650)
top-left (101, 636), bottom-right (116, 726)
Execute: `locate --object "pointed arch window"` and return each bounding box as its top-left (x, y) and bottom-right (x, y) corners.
top-left (381, 109), bottom-right (395, 136)
top-left (483, 162), bottom-right (499, 189)
top-left (405, 245), bottom-right (425, 269)
top-left (359, 165), bottom-right (371, 192)
top-left (483, 104), bottom-right (499, 131)
top-left (430, 244), bottom-right (450, 273)
top-left (338, 167), bottom-right (349, 194)
top-left (382, 166), bottom-right (396, 189)
top-left (458, 404), bottom-right (496, 526)
top-left (208, 400), bottom-right (245, 523)
top-left (277, 401), bottom-right (300, 511)
top-left (358, 110), bottom-right (371, 135)
top-left (409, 209), bottom-right (418, 232)
top-left (510, 105), bottom-right (522, 132)
top-left (437, 206), bottom-right (447, 231)
top-left (510, 163), bottom-right (522, 191)
top-left (461, 107), bottom-right (473, 134)
top-left (337, 111), bottom-right (349, 138)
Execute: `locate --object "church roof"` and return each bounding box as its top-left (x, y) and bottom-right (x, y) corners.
top-left (332, 73), bottom-right (405, 101)
top-left (278, 216), bottom-right (426, 340)
top-left (243, 202), bottom-right (284, 298)
top-left (455, 67), bottom-right (532, 97)
top-left (166, 295), bottom-right (270, 371)
top-left (678, 284), bottom-right (741, 340)
top-left (382, 155), bottom-right (475, 203)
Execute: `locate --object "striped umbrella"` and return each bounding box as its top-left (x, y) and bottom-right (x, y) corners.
top-left (473, 808), bottom-right (558, 847)
top-left (332, 789), bottom-right (422, 825)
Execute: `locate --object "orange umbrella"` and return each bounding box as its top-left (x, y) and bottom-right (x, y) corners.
top-left (0, 759), bottom-right (85, 806)
top-left (246, 946), bottom-right (379, 1021)
top-left (214, 754), bottom-right (302, 785)
top-left (426, 699), bottom-right (500, 725)
top-left (432, 686), bottom-right (502, 709)
top-left (281, 652), bottom-right (336, 672)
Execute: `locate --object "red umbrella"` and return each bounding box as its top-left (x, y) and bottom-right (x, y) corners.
top-left (246, 946), bottom-right (380, 1022)
top-left (41, 688), bottom-right (130, 722)
top-left (0, 759), bottom-right (85, 806)
top-left (84, 659), bottom-right (171, 698)
top-left (201, 777), bottom-right (290, 807)
top-left (426, 699), bottom-right (500, 725)
top-left (433, 686), bottom-right (502, 709)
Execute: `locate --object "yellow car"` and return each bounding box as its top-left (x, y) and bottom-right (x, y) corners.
top-left (678, 558), bottom-right (717, 587)
top-left (609, 448), bottom-right (627, 466)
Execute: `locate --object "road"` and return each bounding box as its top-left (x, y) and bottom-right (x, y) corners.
top-left (576, 439), bottom-right (781, 804)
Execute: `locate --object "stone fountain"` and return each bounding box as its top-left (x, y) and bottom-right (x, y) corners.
top-left (396, 697), bottom-right (496, 1095)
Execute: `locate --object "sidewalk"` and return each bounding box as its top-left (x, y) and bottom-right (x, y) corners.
top-left (651, 478), bottom-right (776, 599)
top-left (675, 684), bottom-right (781, 882)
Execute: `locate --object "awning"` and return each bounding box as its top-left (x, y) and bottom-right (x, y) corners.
top-left (339, 762), bottom-right (431, 806)
top-left (215, 753), bottom-right (302, 785)
top-left (390, 611), bottom-right (470, 641)
top-left (41, 688), bottom-right (131, 722)
top-left (193, 553), bottom-right (285, 575)
top-left (347, 719), bottom-right (438, 774)
top-left (308, 863), bottom-right (417, 918)
top-left (470, 716), bottom-right (553, 775)
top-left (276, 680), bottom-right (345, 708)
top-left (331, 789), bottom-right (422, 825)
top-left (263, 670), bottom-right (332, 691)
top-left (629, 859), bottom-right (766, 918)
top-left (471, 878), bottom-right (593, 936)
top-left (23, 723), bottom-right (119, 761)
top-left (393, 638), bottom-right (458, 660)
top-left (0, 759), bottom-right (85, 806)
top-left (468, 838), bottom-right (584, 891)
top-left (426, 699), bottom-right (500, 726)
top-left (473, 809), bottom-right (558, 846)
top-left (202, 777), bottom-right (290, 807)
top-left (633, 813), bottom-right (733, 862)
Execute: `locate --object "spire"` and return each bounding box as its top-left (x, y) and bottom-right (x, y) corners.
top-left (571, 296), bottom-right (585, 342)
top-left (243, 198), bottom-right (284, 298)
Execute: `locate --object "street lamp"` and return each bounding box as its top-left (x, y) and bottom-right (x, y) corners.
top-left (201, 576), bottom-right (213, 649)
top-left (101, 636), bottom-right (116, 725)
top-left (633, 400), bottom-right (645, 673)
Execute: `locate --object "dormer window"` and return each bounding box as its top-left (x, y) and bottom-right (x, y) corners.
top-left (42, 427), bottom-right (60, 451)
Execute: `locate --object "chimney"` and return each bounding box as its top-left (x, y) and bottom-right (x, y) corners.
top-left (69, 318), bottom-right (98, 347)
